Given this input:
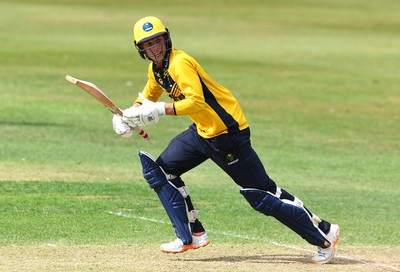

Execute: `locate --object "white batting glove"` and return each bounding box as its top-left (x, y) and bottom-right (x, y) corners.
top-left (112, 114), bottom-right (133, 138)
top-left (139, 93), bottom-right (166, 116)
top-left (122, 93), bottom-right (165, 127)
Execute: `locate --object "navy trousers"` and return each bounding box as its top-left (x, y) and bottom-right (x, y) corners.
top-left (156, 124), bottom-right (277, 192)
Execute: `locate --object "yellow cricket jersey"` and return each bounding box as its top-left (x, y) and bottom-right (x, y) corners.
top-left (136, 48), bottom-right (248, 138)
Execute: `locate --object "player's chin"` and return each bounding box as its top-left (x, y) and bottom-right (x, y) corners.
top-left (152, 56), bottom-right (164, 65)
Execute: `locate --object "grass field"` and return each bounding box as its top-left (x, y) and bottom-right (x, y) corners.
top-left (1, 0), bottom-right (399, 271)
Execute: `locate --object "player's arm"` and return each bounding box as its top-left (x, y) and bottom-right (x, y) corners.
top-left (134, 69), bottom-right (176, 115)
top-left (133, 90), bottom-right (175, 115)
top-left (122, 67), bottom-right (169, 126)
top-left (140, 58), bottom-right (203, 116)
top-left (134, 95), bottom-right (174, 115)
top-left (169, 57), bottom-right (205, 116)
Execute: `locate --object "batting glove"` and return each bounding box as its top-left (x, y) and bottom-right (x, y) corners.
top-left (139, 93), bottom-right (166, 116)
top-left (112, 114), bottom-right (133, 138)
top-left (122, 93), bottom-right (165, 127)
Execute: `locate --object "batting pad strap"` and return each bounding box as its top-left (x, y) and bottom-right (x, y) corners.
top-left (139, 151), bottom-right (193, 245)
top-left (281, 197), bottom-right (304, 209)
top-left (275, 187), bottom-right (282, 198)
top-left (177, 186), bottom-right (190, 198)
top-left (187, 210), bottom-right (198, 223)
top-left (166, 174), bottom-right (178, 180)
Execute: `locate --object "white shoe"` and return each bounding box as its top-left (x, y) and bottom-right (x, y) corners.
top-left (160, 232), bottom-right (210, 254)
top-left (311, 224), bottom-right (340, 264)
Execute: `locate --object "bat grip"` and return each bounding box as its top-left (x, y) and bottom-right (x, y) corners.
top-left (117, 108), bottom-right (150, 140)
top-left (133, 126), bottom-right (150, 140)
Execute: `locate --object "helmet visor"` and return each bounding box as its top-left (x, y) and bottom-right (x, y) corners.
top-left (138, 35), bottom-right (170, 63)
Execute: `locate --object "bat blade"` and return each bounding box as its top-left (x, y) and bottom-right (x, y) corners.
top-left (65, 75), bottom-right (150, 140)
top-left (65, 75), bottom-right (123, 116)
top-left (65, 75), bottom-right (78, 84)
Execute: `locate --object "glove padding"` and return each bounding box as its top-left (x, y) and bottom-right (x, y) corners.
top-left (122, 93), bottom-right (165, 127)
top-left (112, 114), bottom-right (133, 138)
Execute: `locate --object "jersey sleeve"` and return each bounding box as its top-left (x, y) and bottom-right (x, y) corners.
top-left (169, 57), bottom-right (206, 115)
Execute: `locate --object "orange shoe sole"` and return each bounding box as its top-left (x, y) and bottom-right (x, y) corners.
top-left (160, 241), bottom-right (210, 254)
top-left (311, 226), bottom-right (340, 264)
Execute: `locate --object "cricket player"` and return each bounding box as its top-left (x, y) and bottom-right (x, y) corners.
top-left (112, 16), bottom-right (340, 264)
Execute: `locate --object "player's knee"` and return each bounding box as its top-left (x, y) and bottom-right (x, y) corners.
top-left (240, 188), bottom-right (282, 216)
top-left (139, 151), bottom-right (168, 189)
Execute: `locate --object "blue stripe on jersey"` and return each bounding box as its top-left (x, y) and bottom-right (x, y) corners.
top-left (199, 76), bottom-right (240, 133)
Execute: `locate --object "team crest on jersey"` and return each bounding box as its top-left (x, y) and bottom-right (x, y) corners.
top-left (143, 22), bottom-right (153, 32)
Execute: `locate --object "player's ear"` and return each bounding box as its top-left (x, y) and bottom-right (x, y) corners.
top-left (134, 41), bottom-right (147, 60)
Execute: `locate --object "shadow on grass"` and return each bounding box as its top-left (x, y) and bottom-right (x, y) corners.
top-left (177, 254), bottom-right (362, 265)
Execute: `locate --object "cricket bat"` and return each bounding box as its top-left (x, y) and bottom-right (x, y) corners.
top-left (65, 75), bottom-right (150, 140)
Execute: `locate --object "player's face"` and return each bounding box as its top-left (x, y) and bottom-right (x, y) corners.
top-left (142, 35), bottom-right (166, 66)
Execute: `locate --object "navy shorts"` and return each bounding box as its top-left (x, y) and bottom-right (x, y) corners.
top-left (156, 124), bottom-right (276, 191)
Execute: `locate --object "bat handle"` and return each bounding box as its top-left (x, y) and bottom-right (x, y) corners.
top-left (117, 108), bottom-right (150, 140)
top-left (133, 126), bottom-right (150, 140)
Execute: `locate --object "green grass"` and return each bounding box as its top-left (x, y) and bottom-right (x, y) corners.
top-left (1, 0), bottom-right (399, 247)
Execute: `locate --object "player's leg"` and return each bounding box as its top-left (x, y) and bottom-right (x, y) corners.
top-left (205, 128), bottom-right (340, 263)
top-left (160, 175), bottom-right (210, 253)
top-left (140, 125), bottom-right (210, 253)
top-left (156, 125), bottom-right (209, 234)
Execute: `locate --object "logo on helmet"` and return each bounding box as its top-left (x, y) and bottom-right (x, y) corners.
top-left (142, 22), bottom-right (153, 32)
